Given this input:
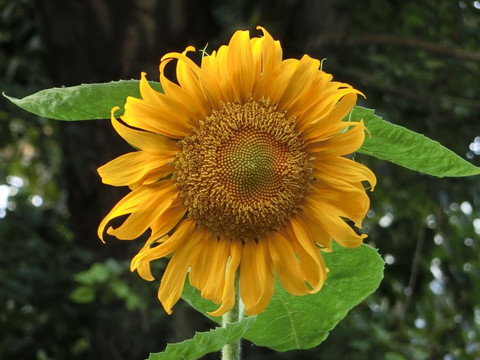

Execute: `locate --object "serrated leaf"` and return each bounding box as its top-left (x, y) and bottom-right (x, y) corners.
top-left (181, 243), bottom-right (384, 352)
top-left (353, 106), bottom-right (480, 177)
top-left (147, 317), bottom-right (256, 360)
top-left (2, 80), bottom-right (162, 120)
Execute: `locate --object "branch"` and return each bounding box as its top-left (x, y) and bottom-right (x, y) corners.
top-left (347, 35), bottom-right (480, 62)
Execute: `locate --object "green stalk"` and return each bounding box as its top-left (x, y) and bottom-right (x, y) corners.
top-left (221, 274), bottom-right (242, 360)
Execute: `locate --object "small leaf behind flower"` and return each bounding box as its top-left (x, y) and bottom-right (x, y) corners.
top-left (3, 80), bottom-right (162, 120)
top-left (354, 106), bottom-right (480, 177)
top-left (181, 243), bottom-right (384, 352)
top-left (147, 317), bottom-right (255, 360)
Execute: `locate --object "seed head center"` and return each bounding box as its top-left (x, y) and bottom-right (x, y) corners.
top-left (219, 130), bottom-right (285, 199)
top-left (174, 99), bottom-right (313, 240)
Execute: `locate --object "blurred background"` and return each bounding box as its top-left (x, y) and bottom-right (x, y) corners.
top-left (1, 0), bottom-right (480, 359)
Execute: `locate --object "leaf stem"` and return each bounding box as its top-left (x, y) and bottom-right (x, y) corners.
top-left (221, 273), bottom-right (242, 360)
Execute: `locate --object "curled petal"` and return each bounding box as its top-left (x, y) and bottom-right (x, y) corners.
top-left (157, 227), bottom-right (202, 314)
top-left (208, 238), bottom-right (243, 317)
top-left (287, 216), bottom-right (327, 293)
top-left (110, 107), bottom-right (180, 154)
top-left (98, 180), bottom-right (176, 242)
top-left (107, 182), bottom-right (178, 240)
top-left (130, 218), bottom-right (196, 271)
top-left (267, 231), bottom-right (310, 295)
top-left (312, 157), bottom-right (377, 191)
top-left (240, 239), bottom-right (274, 316)
top-left (98, 151), bottom-right (173, 187)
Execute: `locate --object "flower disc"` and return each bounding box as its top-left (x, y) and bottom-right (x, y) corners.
top-left (174, 99), bottom-right (313, 240)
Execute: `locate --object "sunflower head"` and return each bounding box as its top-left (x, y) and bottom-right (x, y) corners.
top-left (97, 26), bottom-right (376, 317)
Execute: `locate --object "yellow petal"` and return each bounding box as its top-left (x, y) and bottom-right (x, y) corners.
top-left (239, 240), bottom-right (258, 311)
top-left (252, 26), bottom-right (283, 98)
top-left (212, 45), bottom-right (236, 103)
top-left (157, 227), bottom-right (202, 314)
top-left (159, 59), bottom-right (210, 118)
top-left (149, 196), bottom-right (188, 241)
top-left (174, 47), bottom-right (204, 99)
top-left (208, 238), bottom-right (242, 317)
top-left (135, 260), bottom-right (155, 281)
top-left (321, 92), bottom-right (359, 126)
top-left (245, 239), bottom-right (275, 315)
top-left (268, 59), bottom-right (299, 105)
top-left (188, 229), bottom-right (211, 291)
top-left (110, 107), bottom-right (180, 154)
top-left (284, 218), bottom-right (327, 293)
top-left (107, 181), bottom-right (178, 240)
top-left (298, 90), bottom-right (361, 139)
top-left (282, 71), bottom-right (332, 119)
top-left (130, 218), bottom-right (196, 270)
top-left (306, 121), bottom-right (366, 156)
top-left (303, 197), bottom-right (366, 248)
top-left (122, 96), bottom-right (192, 139)
top-left (127, 163), bottom-right (174, 190)
top-left (140, 72), bottom-right (198, 128)
top-left (196, 235), bottom-right (230, 303)
top-left (267, 231), bottom-right (310, 295)
top-left (227, 30), bottom-right (256, 101)
top-left (288, 217), bottom-right (328, 291)
top-left (97, 151), bottom-right (173, 187)
top-left (162, 47), bottom-right (220, 112)
top-left (197, 54), bottom-right (224, 108)
top-left (306, 90), bottom-right (359, 129)
top-left (276, 55), bottom-right (321, 113)
top-left (131, 233), bottom-right (169, 281)
top-left (98, 182), bottom-right (170, 242)
top-left (240, 239), bottom-right (274, 316)
top-left (312, 157), bottom-right (377, 191)
top-left (309, 181), bottom-right (370, 227)
top-left (296, 211), bottom-right (333, 251)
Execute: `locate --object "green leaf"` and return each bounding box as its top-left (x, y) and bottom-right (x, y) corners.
top-left (147, 317), bottom-right (256, 360)
top-left (73, 262), bottom-right (110, 285)
top-left (353, 106), bottom-right (480, 177)
top-left (70, 285), bottom-right (95, 304)
top-left (2, 80), bottom-right (162, 121)
top-left (181, 243), bottom-right (384, 352)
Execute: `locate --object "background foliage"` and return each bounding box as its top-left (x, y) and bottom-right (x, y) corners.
top-left (1, 0), bottom-right (480, 359)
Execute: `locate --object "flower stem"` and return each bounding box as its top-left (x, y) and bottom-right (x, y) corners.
top-left (221, 273), bottom-right (241, 360)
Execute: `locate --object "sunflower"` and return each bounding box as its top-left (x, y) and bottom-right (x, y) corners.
top-left (97, 27), bottom-right (376, 317)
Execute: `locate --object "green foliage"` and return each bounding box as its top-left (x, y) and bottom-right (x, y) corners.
top-left (354, 106), bottom-right (480, 177)
top-left (182, 243), bottom-right (384, 351)
top-left (3, 80), bottom-right (162, 120)
top-left (0, 0), bottom-right (49, 89)
top-left (70, 259), bottom-right (146, 311)
top-left (148, 317), bottom-right (256, 360)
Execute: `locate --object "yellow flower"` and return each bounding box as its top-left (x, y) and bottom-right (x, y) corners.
top-left (97, 27), bottom-right (376, 317)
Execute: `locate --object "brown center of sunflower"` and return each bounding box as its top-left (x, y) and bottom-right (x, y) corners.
top-left (174, 99), bottom-right (312, 240)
